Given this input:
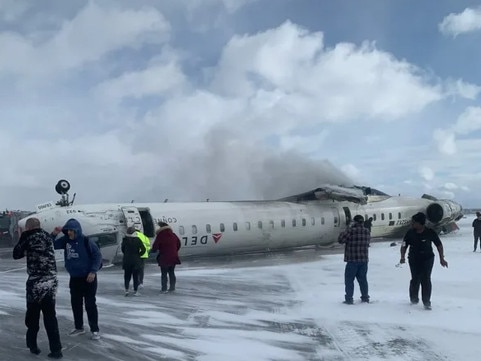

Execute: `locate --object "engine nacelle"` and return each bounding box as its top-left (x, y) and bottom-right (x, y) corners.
top-left (426, 200), bottom-right (463, 225)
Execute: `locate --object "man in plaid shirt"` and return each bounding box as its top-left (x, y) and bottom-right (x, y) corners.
top-left (338, 214), bottom-right (371, 304)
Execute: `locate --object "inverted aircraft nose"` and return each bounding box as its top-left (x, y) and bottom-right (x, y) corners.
top-left (17, 215), bottom-right (34, 234)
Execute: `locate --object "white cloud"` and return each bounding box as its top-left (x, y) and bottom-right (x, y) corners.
top-left (452, 106), bottom-right (481, 134)
top-left (423, 182), bottom-right (433, 190)
top-left (443, 182), bottom-right (458, 190)
top-left (419, 166), bottom-right (435, 181)
top-left (433, 106), bottom-right (481, 155)
top-left (180, 0), bottom-right (258, 14)
top-left (445, 79), bottom-right (481, 100)
top-left (1, 4), bottom-right (481, 209)
top-left (439, 6), bottom-right (481, 37)
top-left (433, 129), bottom-right (457, 155)
top-left (0, 1), bottom-right (170, 79)
top-left (93, 61), bottom-right (187, 104)
top-left (211, 21), bottom-right (442, 123)
top-left (441, 190), bottom-right (456, 199)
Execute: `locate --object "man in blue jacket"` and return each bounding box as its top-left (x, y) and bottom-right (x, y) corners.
top-left (52, 219), bottom-right (102, 340)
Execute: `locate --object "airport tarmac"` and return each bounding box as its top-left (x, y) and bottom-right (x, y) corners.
top-left (1, 225), bottom-right (478, 361)
top-left (0, 248), bottom-right (337, 361)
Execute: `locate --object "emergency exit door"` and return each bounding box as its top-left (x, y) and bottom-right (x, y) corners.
top-left (121, 207), bottom-right (144, 233)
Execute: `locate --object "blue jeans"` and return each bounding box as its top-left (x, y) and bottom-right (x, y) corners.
top-left (344, 261), bottom-right (369, 302)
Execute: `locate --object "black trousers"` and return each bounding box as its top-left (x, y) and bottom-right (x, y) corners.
top-left (69, 276), bottom-right (99, 332)
top-left (138, 259), bottom-right (146, 284)
top-left (124, 265), bottom-right (140, 291)
top-left (25, 294), bottom-right (62, 353)
top-left (161, 265), bottom-right (176, 291)
top-left (408, 256), bottom-right (435, 305)
top-left (474, 234), bottom-right (481, 251)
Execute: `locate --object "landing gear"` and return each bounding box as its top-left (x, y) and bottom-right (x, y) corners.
top-left (54, 180), bottom-right (76, 207)
top-left (55, 179), bottom-right (71, 195)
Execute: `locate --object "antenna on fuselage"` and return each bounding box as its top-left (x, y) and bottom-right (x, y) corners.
top-left (54, 179), bottom-right (74, 207)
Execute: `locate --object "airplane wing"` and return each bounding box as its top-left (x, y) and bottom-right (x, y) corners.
top-left (279, 185), bottom-right (368, 204)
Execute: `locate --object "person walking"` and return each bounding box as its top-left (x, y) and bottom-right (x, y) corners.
top-left (135, 229), bottom-right (151, 288)
top-left (13, 217), bottom-right (63, 359)
top-left (400, 212), bottom-right (448, 310)
top-left (122, 227), bottom-right (146, 296)
top-left (472, 212), bottom-right (481, 252)
top-left (151, 222), bottom-right (181, 293)
top-left (338, 215), bottom-right (371, 304)
top-left (52, 218), bottom-right (102, 340)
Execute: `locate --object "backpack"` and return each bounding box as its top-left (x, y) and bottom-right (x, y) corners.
top-left (84, 236), bottom-right (103, 270)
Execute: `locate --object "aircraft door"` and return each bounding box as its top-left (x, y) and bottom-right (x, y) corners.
top-left (121, 207), bottom-right (144, 233)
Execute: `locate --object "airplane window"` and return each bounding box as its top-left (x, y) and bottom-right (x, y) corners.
top-left (258, 221), bottom-right (262, 229)
top-left (281, 220), bottom-right (285, 228)
top-left (269, 220), bottom-right (274, 229)
top-left (365, 214), bottom-right (368, 221)
top-left (192, 225), bottom-right (197, 234)
top-left (233, 222), bottom-right (238, 231)
top-left (206, 224), bottom-right (211, 233)
top-left (389, 213), bottom-right (392, 220)
top-left (245, 222), bottom-right (251, 230)
top-left (292, 219), bottom-right (296, 227)
top-left (373, 214), bottom-right (377, 221)
top-left (311, 217), bottom-right (315, 225)
top-left (381, 213), bottom-right (385, 220)
top-left (220, 223), bottom-right (225, 232)
top-left (398, 212), bottom-right (401, 219)
top-left (334, 217), bottom-right (338, 224)
top-left (179, 226), bottom-right (185, 235)
top-left (302, 218), bottom-right (306, 226)
top-left (321, 217), bottom-right (325, 225)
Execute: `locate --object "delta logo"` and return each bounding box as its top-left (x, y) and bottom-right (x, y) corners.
top-left (212, 233), bottom-right (222, 243)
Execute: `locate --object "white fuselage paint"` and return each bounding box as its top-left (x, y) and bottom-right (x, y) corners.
top-left (17, 195), bottom-right (462, 264)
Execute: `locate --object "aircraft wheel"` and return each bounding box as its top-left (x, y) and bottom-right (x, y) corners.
top-left (55, 179), bottom-right (71, 194)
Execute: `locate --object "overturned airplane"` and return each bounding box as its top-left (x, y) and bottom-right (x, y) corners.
top-left (17, 180), bottom-right (463, 265)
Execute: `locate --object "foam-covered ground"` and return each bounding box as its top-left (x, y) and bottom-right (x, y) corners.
top-left (0, 216), bottom-right (479, 360)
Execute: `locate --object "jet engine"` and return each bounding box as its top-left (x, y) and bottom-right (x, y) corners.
top-left (426, 200), bottom-right (463, 225)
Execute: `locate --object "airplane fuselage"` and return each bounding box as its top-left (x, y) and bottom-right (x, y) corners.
top-left (18, 194), bottom-right (463, 265)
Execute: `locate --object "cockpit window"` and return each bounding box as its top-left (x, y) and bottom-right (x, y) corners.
top-left (88, 233), bottom-right (117, 248)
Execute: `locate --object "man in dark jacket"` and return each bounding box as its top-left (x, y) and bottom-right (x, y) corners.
top-left (151, 222), bottom-right (181, 293)
top-left (400, 212), bottom-right (448, 310)
top-left (13, 217), bottom-right (63, 359)
top-left (52, 218), bottom-right (102, 340)
top-left (338, 215), bottom-right (370, 304)
top-left (472, 212), bottom-right (481, 252)
top-left (122, 227), bottom-right (146, 296)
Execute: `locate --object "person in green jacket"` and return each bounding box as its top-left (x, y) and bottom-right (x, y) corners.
top-left (135, 229), bottom-right (151, 288)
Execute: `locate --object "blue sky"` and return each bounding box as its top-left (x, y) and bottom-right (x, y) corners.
top-left (1, 0), bottom-right (481, 209)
